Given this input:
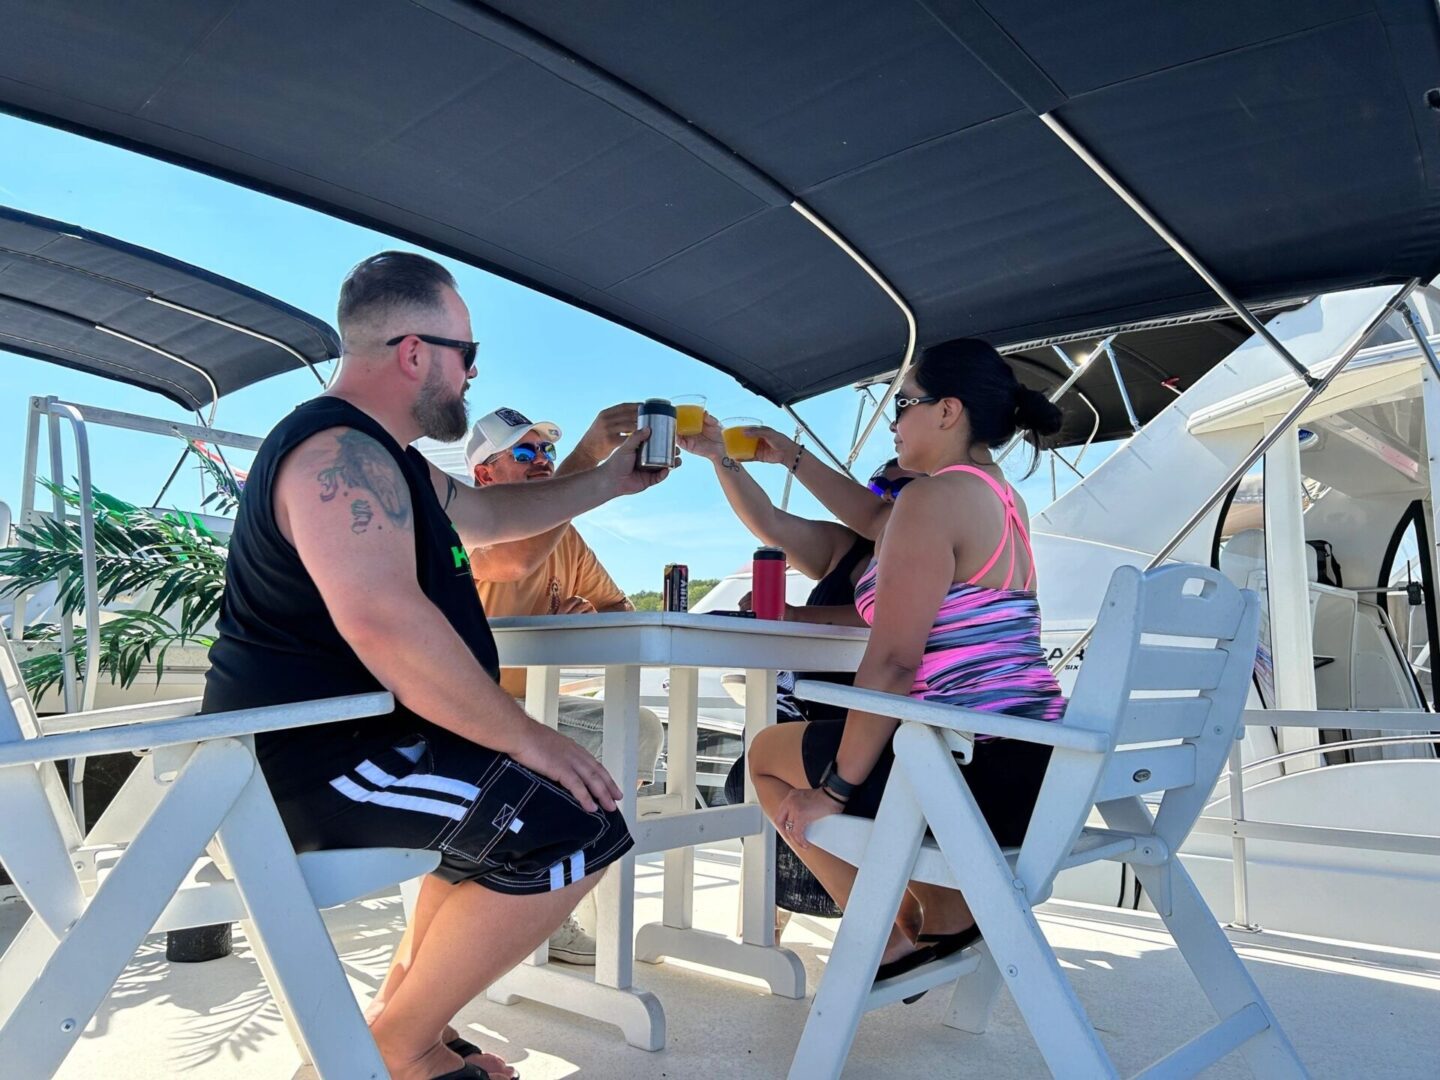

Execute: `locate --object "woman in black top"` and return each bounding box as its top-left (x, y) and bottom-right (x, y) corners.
top-left (680, 415), bottom-right (918, 917)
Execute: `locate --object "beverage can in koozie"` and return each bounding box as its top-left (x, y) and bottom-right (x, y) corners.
top-left (751, 547), bottom-right (785, 620)
top-left (663, 563), bottom-right (689, 612)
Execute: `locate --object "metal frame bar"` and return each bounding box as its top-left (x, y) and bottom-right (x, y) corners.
top-left (1040, 112), bottom-right (1319, 387)
top-left (35, 403), bottom-right (103, 825)
top-left (92, 325), bottom-right (220, 423)
top-left (1051, 279), bottom-right (1419, 673)
top-left (32, 399), bottom-right (263, 452)
top-left (782, 404), bottom-right (856, 478)
top-left (144, 295), bottom-right (328, 387)
top-left (1217, 709), bottom-right (1440, 930)
top-left (12, 397), bottom-right (265, 823)
top-left (1239, 734), bottom-right (1439, 772)
top-left (1070, 390), bottom-right (1104, 468)
top-left (13, 400), bottom-right (43, 634)
top-left (1104, 339), bottom-right (1142, 433)
top-left (788, 201), bottom-right (917, 467)
top-left (1224, 742), bottom-right (1256, 929)
top-left (1191, 815), bottom-right (1440, 858)
top-left (778, 424), bottom-right (803, 511)
top-left (995, 337), bottom-right (1111, 466)
top-left (1400, 301), bottom-right (1440, 380)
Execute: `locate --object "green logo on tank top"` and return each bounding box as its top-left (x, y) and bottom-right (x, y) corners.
top-left (452, 545), bottom-right (469, 569)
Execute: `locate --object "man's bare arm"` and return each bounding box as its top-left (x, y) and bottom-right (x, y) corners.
top-left (554, 402), bottom-right (640, 476)
top-left (278, 427), bottom-right (622, 811)
top-left (432, 428), bottom-right (666, 549)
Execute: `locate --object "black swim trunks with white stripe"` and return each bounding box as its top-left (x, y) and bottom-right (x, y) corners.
top-left (271, 725), bottom-right (633, 895)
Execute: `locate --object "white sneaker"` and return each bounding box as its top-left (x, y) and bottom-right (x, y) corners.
top-left (548, 914), bottom-right (596, 965)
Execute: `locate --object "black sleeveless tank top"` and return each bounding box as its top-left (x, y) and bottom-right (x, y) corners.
top-left (202, 397), bottom-right (499, 793)
top-left (804, 534), bottom-right (874, 607)
top-left (791, 533), bottom-right (874, 720)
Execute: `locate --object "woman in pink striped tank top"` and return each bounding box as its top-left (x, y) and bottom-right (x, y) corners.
top-left (748, 338), bottom-right (1066, 987)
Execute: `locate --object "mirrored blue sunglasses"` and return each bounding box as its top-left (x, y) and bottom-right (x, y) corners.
top-left (508, 441), bottom-right (557, 464)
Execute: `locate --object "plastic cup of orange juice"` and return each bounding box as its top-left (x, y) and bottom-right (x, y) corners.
top-left (673, 395), bottom-right (706, 437)
top-left (722, 417), bottom-right (762, 462)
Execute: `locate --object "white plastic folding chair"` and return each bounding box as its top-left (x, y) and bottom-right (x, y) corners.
top-left (788, 564), bottom-right (1307, 1079)
top-left (0, 626), bottom-right (439, 1078)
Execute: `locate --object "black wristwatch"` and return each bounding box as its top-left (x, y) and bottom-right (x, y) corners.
top-left (819, 760), bottom-right (858, 802)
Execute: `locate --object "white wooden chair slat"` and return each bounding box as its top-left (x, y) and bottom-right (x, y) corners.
top-left (1134, 575), bottom-right (1247, 639)
top-left (1129, 645), bottom-right (1229, 690)
top-left (0, 620), bottom-right (428, 1077)
top-left (789, 564), bottom-right (1306, 1080)
top-left (0, 631), bottom-right (87, 934)
top-left (1118, 695), bottom-right (1211, 741)
top-left (1095, 744), bottom-right (1196, 802)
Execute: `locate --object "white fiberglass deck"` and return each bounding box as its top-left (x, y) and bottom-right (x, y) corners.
top-left (6, 846), bottom-right (1435, 1079)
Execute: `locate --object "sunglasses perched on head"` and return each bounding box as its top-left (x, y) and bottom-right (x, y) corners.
top-left (386, 333), bottom-right (479, 370)
top-left (505, 441), bottom-right (557, 465)
top-left (867, 475), bottom-right (913, 499)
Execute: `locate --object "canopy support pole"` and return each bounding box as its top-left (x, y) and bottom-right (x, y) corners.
top-left (1400, 302), bottom-right (1440, 382)
top-left (1039, 113), bottom-right (1319, 388)
top-left (995, 337), bottom-right (1110, 465)
top-left (146, 296), bottom-right (329, 387)
top-left (779, 425), bottom-right (803, 511)
top-left (789, 202), bottom-right (917, 466)
top-left (1104, 340), bottom-right (1143, 434)
top-left (92, 325), bottom-right (219, 423)
top-left (782, 404), bottom-right (854, 478)
top-left (1050, 278), bottom-right (1418, 673)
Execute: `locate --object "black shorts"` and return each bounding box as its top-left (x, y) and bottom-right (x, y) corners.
top-left (267, 726), bottom-right (634, 895)
top-left (800, 720), bottom-right (1052, 847)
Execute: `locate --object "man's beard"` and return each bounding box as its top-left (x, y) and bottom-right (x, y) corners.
top-left (412, 361), bottom-right (469, 442)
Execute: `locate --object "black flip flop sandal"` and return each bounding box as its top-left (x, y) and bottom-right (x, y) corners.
top-left (874, 944), bottom-right (940, 1004)
top-left (429, 1063), bottom-right (488, 1080)
top-left (447, 1037), bottom-right (520, 1080)
top-left (918, 924), bottom-right (983, 959)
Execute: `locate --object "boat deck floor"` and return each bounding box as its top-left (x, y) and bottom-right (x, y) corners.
top-left (5, 846), bottom-right (1437, 1078)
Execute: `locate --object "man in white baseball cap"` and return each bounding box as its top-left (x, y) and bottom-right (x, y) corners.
top-left (464, 403), bottom-right (665, 965)
top-left (463, 406), bottom-right (563, 469)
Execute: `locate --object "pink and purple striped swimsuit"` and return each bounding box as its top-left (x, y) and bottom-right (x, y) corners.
top-left (854, 464), bottom-right (1066, 731)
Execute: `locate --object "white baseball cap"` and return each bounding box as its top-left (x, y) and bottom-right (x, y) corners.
top-left (465, 407), bottom-right (563, 468)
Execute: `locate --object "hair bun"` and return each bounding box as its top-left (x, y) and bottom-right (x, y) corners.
top-left (1013, 386), bottom-right (1064, 439)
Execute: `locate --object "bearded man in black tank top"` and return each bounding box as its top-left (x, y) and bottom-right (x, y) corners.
top-left (202, 252), bottom-right (668, 1080)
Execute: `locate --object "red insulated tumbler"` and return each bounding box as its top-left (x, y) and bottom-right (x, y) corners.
top-left (752, 547), bottom-right (786, 620)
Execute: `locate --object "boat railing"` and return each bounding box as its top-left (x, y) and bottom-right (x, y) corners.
top-left (12, 395), bottom-right (262, 823)
top-left (1050, 278), bottom-right (1425, 675)
top-left (1188, 709), bottom-right (1440, 931)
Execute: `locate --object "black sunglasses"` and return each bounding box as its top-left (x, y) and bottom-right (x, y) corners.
top-left (868, 475), bottom-right (913, 499)
top-left (501, 441), bottom-right (557, 465)
top-left (892, 394), bottom-right (939, 419)
top-left (386, 333), bottom-right (479, 370)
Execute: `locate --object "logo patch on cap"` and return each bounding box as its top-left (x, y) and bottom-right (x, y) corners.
top-left (495, 407), bottom-right (532, 428)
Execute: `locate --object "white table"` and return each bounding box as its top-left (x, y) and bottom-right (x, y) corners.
top-left (485, 612), bottom-right (868, 1050)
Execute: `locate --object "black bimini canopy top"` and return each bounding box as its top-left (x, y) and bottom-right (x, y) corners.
top-left (0, 205), bottom-right (339, 415)
top-left (2, 1), bottom-right (1438, 410)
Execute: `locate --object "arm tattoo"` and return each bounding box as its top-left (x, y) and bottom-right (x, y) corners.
top-left (721, 456), bottom-right (741, 473)
top-left (443, 475), bottom-right (458, 510)
top-left (316, 430), bottom-right (412, 530)
top-left (350, 499), bottom-right (374, 533)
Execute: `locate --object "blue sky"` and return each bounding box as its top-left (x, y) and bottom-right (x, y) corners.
top-left (0, 114), bottom-right (1091, 592)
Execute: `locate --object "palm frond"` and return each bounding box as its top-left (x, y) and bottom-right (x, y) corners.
top-left (1, 486), bottom-right (226, 615)
top-left (189, 443), bottom-right (243, 516)
top-left (19, 614), bottom-right (213, 700)
top-left (1, 482), bottom-right (229, 701)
